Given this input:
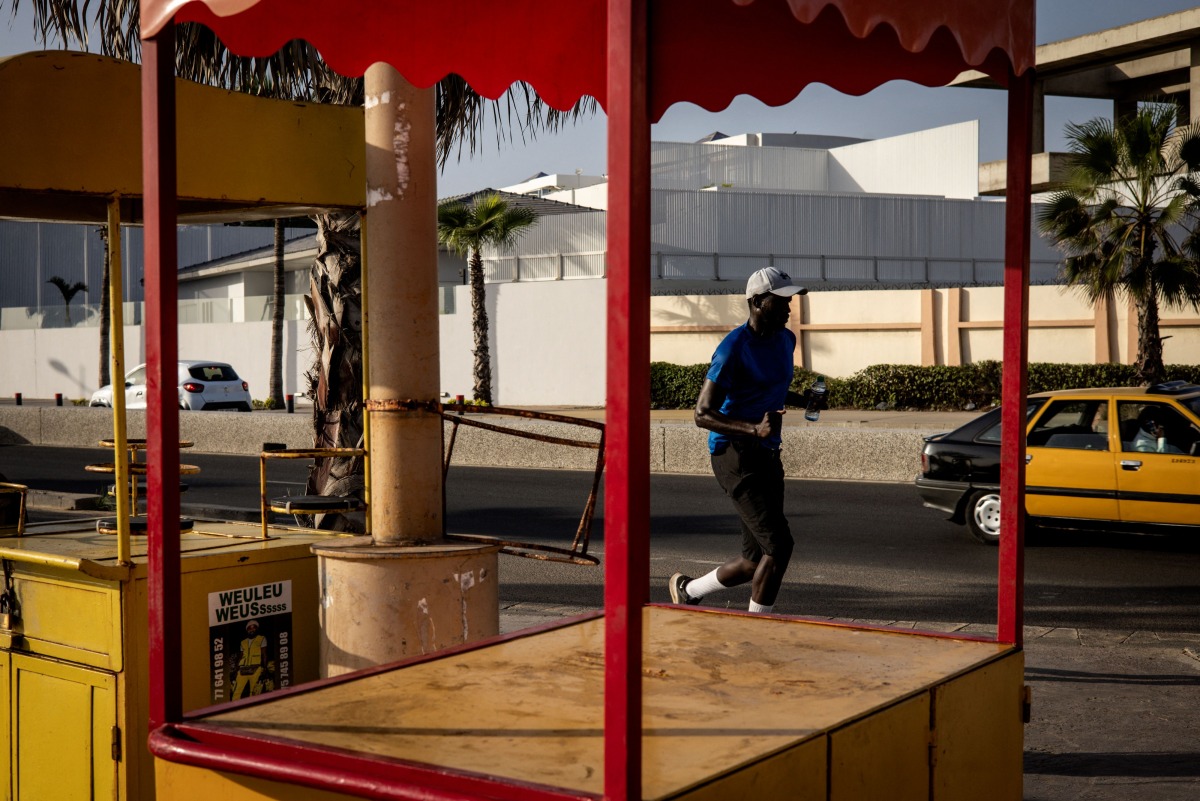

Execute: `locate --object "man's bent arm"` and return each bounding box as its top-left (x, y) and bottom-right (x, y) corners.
top-left (695, 379), bottom-right (777, 440)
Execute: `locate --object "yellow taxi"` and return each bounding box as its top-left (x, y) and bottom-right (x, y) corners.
top-left (917, 381), bottom-right (1200, 543)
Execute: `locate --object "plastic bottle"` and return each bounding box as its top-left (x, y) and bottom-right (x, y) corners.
top-left (805, 375), bottom-right (827, 422)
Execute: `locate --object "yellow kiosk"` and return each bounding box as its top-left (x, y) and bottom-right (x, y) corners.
top-left (134, 1), bottom-right (1039, 800)
top-left (0, 50), bottom-right (366, 800)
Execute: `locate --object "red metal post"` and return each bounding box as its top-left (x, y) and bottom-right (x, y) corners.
top-left (998, 67), bottom-right (1034, 646)
top-left (605, 0), bottom-right (651, 797)
top-left (142, 24), bottom-right (183, 729)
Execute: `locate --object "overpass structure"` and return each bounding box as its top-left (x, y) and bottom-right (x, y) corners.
top-left (953, 8), bottom-right (1200, 195)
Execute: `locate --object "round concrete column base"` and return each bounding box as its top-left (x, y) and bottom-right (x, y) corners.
top-left (312, 536), bottom-right (500, 677)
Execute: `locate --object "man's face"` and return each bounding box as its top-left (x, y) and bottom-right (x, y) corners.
top-left (755, 293), bottom-right (792, 332)
top-left (247, 624), bottom-right (259, 635)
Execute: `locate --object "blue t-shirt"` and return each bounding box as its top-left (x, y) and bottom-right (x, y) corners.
top-left (705, 322), bottom-right (796, 453)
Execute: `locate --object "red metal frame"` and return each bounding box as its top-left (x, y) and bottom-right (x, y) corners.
top-left (142, 24), bottom-right (183, 732)
top-left (998, 68), bottom-right (1035, 646)
top-left (138, 3), bottom-right (1036, 799)
top-left (604, 1), bottom-right (651, 798)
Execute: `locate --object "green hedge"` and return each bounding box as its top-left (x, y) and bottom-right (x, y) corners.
top-left (648, 361), bottom-right (1200, 411)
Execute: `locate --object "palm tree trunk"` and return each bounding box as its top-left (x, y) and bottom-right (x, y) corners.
top-left (269, 219), bottom-right (286, 408)
top-left (1134, 276), bottom-right (1165, 386)
top-left (303, 211), bottom-right (365, 531)
top-left (468, 249), bottom-right (493, 404)
top-left (98, 227), bottom-right (111, 388)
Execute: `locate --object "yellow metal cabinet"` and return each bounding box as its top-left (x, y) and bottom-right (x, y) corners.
top-left (10, 653), bottom-right (118, 801)
top-left (0, 520), bottom-right (347, 801)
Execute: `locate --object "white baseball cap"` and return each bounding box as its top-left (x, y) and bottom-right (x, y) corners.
top-left (745, 266), bottom-right (807, 299)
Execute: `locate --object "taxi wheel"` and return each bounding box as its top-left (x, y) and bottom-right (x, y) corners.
top-left (967, 491), bottom-right (1002, 545)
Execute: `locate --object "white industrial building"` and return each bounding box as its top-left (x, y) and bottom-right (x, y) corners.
top-left (1, 122), bottom-right (1196, 406)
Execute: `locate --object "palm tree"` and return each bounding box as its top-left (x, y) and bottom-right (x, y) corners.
top-left (1038, 103), bottom-right (1200, 385)
top-left (19, 1), bottom-right (591, 525)
top-left (96, 225), bottom-right (111, 388)
top-left (46, 275), bottom-right (87, 327)
top-left (268, 219), bottom-right (286, 409)
top-left (437, 194), bottom-right (538, 404)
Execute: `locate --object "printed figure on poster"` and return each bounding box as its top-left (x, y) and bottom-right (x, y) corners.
top-left (208, 580), bottom-right (293, 703)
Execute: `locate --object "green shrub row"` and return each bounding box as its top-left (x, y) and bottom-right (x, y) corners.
top-left (648, 361), bottom-right (1200, 411)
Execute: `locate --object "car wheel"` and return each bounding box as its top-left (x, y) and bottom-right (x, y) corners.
top-left (967, 490), bottom-right (1002, 545)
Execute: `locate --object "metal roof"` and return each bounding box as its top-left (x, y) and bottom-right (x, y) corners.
top-left (437, 189), bottom-right (600, 217)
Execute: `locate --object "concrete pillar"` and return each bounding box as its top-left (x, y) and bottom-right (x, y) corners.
top-left (1114, 97), bottom-right (1138, 123)
top-left (314, 63), bottom-right (498, 677)
top-left (1032, 80), bottom-right (1045, 153)
top-left (358, 63), bottom-right (444, 544)
top-left (315, 541), bottom-right (499, 676)
top-left (1189, 45), bottom-right (1200, 125)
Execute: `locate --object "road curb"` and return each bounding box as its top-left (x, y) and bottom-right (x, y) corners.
top-left (27, 488), bottom-right (104, 511)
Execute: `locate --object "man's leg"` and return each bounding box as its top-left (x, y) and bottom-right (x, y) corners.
top-left (675, 445), bottom-right (792, 607)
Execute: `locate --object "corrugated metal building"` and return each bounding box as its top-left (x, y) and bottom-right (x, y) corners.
top-left (0, 221), bottom-right (311, 318)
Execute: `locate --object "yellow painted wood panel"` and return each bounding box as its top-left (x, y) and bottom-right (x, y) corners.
top-left (12, 654), bottom-right (116, 801)
top-left (0, 51), bottom-right (365, 221)
top-left (830, 694), bottom-right (929, 801)
top-left (156, 761), bottom-right (355, 801)
top-left (933, 651), bottom-right (1024, 801)
top-left (7, 568), bottom-right (121, 670)
top-left (0, 650), bottom-right (9, 801)
top-left (200, 609), bottom-right (1014, 799)
top-left (0, 521), bottom-right (348, 801)
top-left (673, 736), bottom-right (827, 801)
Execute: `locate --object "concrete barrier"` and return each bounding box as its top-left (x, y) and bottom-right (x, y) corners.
top-left (0, 406), bottom-right (935, 483)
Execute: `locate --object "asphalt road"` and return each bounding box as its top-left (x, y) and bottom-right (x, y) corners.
top-left (5, 443), bottom-right (1199, 633)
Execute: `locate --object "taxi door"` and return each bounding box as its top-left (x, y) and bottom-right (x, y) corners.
top-left (1114, 400), bottom-right (1200, 526)
top-left (1024, 398), bottom-right (1120, 522)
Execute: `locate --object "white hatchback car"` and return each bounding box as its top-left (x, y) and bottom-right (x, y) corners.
top-left (90, 360), bottom-right (253, 412)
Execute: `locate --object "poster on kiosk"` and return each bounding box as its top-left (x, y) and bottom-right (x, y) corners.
top-left (208, 580), bottom-right (294, 704)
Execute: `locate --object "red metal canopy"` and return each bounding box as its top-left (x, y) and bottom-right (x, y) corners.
top-left (137, 3), bottom-right (1036, 800)
top-left (142, 0), bottom-right (1032, 118)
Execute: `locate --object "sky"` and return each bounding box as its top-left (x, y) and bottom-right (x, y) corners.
top-left (3, 1), bottom-right (1199, 197)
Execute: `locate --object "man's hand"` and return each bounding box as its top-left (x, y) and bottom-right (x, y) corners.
top-left (798, 388), bottom-right (829, 411)
top-left (754, 410), bottom-right (783, 439)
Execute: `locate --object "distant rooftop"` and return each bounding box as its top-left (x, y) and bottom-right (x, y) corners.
top-left (438, 188), bottom-right (599, 217)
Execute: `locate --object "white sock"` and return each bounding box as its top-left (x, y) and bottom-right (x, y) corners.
top-left (749, 600), bottom-right (774, 614)
top-left (685, 569), bottom-right (727, 601)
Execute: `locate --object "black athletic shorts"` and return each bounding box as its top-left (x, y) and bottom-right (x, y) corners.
top-left (710, 439), bottom-right (794, 563)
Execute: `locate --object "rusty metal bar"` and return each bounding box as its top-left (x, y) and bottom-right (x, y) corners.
top-left (260, 449), bottom-right (367, 460)
top-left (435, 404), bottom-right (605, 566)
top-left (259, 448), bottom-right (369, 537)
top-left (439, 414), bottom-right (601, 450)
top-left (442, 402), bottom-right (606, 430)
top-left (442, 532), bottom-right (600, 566)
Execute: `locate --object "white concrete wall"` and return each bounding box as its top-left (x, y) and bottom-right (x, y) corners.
top-left (0, 320), bottom-right (310, 402)
top-left (829, 122), bottom-right (979, 199)
top-left (544, 182), bottom-right (608, 210)
top-left (439, 279), bottom-right (608, 406)
top-left (178, 320), bottom-right (312, 399)
top-left (3, 282), bottom-right (1197, 405)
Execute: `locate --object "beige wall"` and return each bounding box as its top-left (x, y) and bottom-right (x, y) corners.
top-left (651, 285), bottom-right (1200, 377)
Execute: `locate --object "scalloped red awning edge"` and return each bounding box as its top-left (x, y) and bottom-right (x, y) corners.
top-left (141, 0), bottom-right (1033, 118)
top-left (758, 0), bottom-right (1033, 76)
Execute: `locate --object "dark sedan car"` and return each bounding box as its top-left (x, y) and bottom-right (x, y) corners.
top-left (917, 382), bottom-right (1200, 544)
